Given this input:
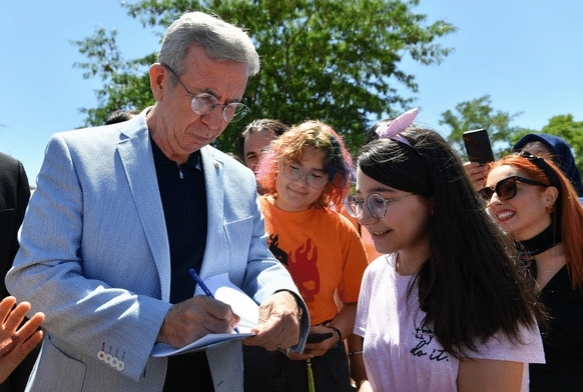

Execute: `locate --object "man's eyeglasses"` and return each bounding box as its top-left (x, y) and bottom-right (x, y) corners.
top-left (344, 193), bottom-right (415, 219)
top-left (478, 176), bottom-right (548, 202)
top-left (162, 63), bottom-right (249, 123)
top-left (282, 163), bottom-right (328, 189)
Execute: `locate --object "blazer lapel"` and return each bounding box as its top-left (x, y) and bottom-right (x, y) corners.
top-left (117, 122), bottom-right (172, 302)
top-left (199, 147), bottom-right (225, 280)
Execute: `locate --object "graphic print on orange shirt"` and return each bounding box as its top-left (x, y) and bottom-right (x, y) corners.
top-left (268, 235), bottom-right (320, 302)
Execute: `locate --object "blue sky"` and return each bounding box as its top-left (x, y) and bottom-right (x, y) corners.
top-left (1, 0), bottom-right (582, 182)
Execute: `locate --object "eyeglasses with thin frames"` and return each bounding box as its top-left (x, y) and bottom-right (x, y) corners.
top-left (344, 193), bottom-right (416, 219)
top-left (282, 163), bottom-right (328, 189)
top-left (162, 63), bottom-right (249, 123)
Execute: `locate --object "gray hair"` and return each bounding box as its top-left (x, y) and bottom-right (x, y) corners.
top-left (158, 11), bottom-right (260, 77)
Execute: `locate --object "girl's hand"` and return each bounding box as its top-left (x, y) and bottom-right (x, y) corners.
top-left (286, 325), bottom-right (339, 361)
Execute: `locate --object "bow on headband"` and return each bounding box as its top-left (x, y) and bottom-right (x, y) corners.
top-left (375, 107), bottom-right (419, 146)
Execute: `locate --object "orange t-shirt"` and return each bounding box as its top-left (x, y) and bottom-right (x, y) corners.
top-left (259, 196), bottom-right (369, 325)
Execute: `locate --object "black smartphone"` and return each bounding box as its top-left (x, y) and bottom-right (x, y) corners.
top-left (306, 332), bottom-right (334, 344)
top-left (463, 129), bottom-right (495, 164)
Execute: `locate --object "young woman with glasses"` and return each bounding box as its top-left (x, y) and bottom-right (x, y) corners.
top-left (346, 110), bottom-right (545, 392)
top-left (483, 152), bottom-right (583, 391)
top-left (243, 120), bottom-right (369, 392)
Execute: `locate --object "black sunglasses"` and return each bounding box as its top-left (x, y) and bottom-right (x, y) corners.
top-left (478, 176), bottom-right (548, 202)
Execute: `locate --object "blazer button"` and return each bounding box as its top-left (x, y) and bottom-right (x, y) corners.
top-left (104, 354), bottom-right (112, 364)
top-left (110, 357), bottom-right (118, 367)
top-left (116, 361), bottom-right (125, 371)
top-left (97, 351), bottom-right (105, 360)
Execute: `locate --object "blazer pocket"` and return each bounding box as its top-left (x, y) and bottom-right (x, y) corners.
top-left (30, 335), bottom-right (87, 391)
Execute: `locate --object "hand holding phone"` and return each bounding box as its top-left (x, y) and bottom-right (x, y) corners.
top-left (463, 129), bottom-right (495, 164)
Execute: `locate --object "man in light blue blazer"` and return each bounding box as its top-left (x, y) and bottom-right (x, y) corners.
top-left (6, 11), bottom-right (307, 392)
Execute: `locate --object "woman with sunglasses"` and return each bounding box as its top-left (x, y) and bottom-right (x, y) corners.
top-left (465, 133), bottom-right (583, 204)
top-left (346, 109), bottom-right (545, 392)
top-left (243, 120), bottom-right (369, 392)
top-left (482, 152), bottom-right (583, 391)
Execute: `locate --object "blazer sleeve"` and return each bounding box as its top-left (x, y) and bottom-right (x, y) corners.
top-left (217, 158), bottom-right (309, 351)
top-left (242, 194), bottom-right (309, 351)
top-left (5, 133), bottom-right (171, 381)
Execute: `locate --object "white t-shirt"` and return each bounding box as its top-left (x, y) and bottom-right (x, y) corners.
top-left (354, 254), bottom-right (545, 392)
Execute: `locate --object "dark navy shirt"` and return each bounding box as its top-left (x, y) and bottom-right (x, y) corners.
top-left (151, 139), bottom-right (214, 391)
top-left (151, 139), bottom-right (208, 304)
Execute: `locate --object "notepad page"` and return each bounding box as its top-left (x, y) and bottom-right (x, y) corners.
top-left (203, 273), bottom-right (260, 333)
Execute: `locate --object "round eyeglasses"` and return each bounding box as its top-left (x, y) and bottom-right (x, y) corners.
top-left (282, 163), bottom-right (328, 189)
top-left (478, 176), bottom-right (548, 202)
top-left (162, 63), bottom-right (249, 123)
top-left (344, 193), bottom-right (415, 219)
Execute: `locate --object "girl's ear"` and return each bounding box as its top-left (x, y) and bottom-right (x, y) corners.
top-left (543, 186), bottom-right (559, 209)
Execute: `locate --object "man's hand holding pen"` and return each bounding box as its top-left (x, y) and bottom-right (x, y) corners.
top-left (157, 269), bottom-right (301, 351)
top-left (157, 296), bottom-right (241, 348)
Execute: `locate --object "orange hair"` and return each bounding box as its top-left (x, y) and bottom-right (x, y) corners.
top-left (255, 120), bottom-right (352, 209)
top-left (491, 154), bottom-right (583, 290)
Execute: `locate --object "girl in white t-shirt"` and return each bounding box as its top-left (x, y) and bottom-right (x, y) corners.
top-left (344, 109), bottom-right (546, 392)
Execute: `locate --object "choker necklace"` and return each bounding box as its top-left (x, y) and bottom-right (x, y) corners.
top-left (515, 223), bottom-right (561, 258)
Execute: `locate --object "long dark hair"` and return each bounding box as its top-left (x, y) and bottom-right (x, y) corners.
top-left (358, 127), bottom-right (544, 357)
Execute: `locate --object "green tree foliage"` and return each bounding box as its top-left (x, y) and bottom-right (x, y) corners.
top-left (511, 114), bottom-right (583, 174)
top-left (439, 95), bottom-right (524, 159)
top-left (441, 97), bottom-right (583, 174)
top-left (72, 28), bottom-right (158, 125)
top-left (73, 0), bottom-right (456, 153)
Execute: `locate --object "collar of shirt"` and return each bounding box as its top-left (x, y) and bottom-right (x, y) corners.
top-left (150, 137), bottom-right (202, 171)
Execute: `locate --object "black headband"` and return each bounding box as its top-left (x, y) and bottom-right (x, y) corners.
top-left (515, 151), bottom-right (561, 191)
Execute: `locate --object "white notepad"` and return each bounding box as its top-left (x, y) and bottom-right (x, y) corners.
top-left (151, 273), bottom-right (259, 357)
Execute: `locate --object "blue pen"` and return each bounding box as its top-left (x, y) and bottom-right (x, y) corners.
top-left (189, 268), bottom-right (240, 334)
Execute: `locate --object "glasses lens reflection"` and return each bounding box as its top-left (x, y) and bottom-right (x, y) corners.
top-left (368, 194), bottom-right (387, 219)
top-left (282, 164), bottom-right (327, 189)
top-left (191, 94), bottom-right (249, 123)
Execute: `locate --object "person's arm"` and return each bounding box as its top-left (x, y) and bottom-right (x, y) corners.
top-left (326, 302), bottom-right (357, 351)
top-left (224, 173), bottom-right (309, 352)
top-left (5, 132), bottom-right (172, 381)
top-left (347, 334), bottom-right (367, 390)
top-left (458, 358), bottom-right (523, 392)
top-left (0, 297), bottom-right (44, 384)
top-left (287, 302), bottom-right (357, 360)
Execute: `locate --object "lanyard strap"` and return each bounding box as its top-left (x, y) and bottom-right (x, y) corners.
top-left (306, 359), bottom-right (316, 392)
